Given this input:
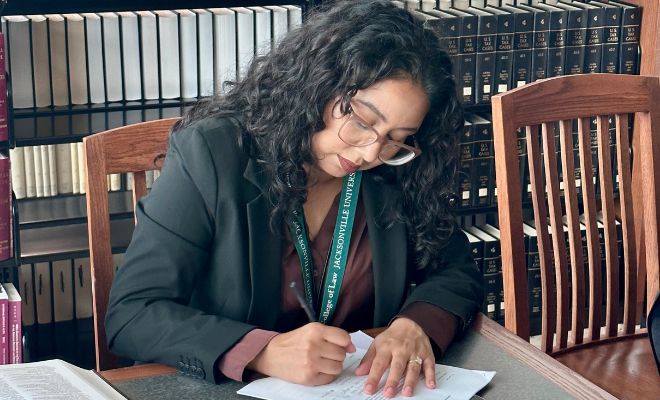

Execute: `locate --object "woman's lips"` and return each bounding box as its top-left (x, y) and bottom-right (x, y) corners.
top-left (337, 155), bottom-right (359, 174)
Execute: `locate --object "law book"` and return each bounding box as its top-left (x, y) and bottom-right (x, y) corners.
top-left (47, 144), bottom-right (58, 196)
top-left (521, 222), bottom-right (543, 322)
top-left (135, 11), bottom-right (158, 100)
top-left (34, 261), bottom-right (55, 361)
top-left (514, 4), bottom-right (549, 82)
top-left (177, 9), bottom-right (198, 99)
top-left (467, 226), bottom-right (501, 321)
top-left (266, 6), bottom-right (289, 46)
top-left (250, 7), bottom-right (272, 57)
top-left (117, 12), bottom-right (142, 101)
top-left (282, 5), bottom-right (303, 29)
top-left (70, 142), bottom-right (79, 194)
top-left (52, 259), bottom-right (76, 364)
top-left (482, 5), bottom-right (514, 95)
top-left (193, 9), bottom-right (214, 97)
top-left (467, 7), bottom-right (497, 104)
top-left (0, 31), bottom-right (7, 142)
top-left (210, 8), bottom-right (236, 94)
top-left (608, 0), bottom-right (641, 75)
top-left (3, 283), bottom-right (22, 364)
top-left (447, 7), bottom-right (477, 105)
top-left (552, 1), bottom-right (587, 76)
top-left (28, 15), bottom-right (51, 108)
top-left (39, 145), bottom-right (50, 197)
top-left (64, 14), bottom-right (89, 105)
top-left (5, 16), bottom-right (34, 108)
top-left (55, 143), bottom-right (73, 194)
top-left (23, 146), bottom-right (36, 198)
top-left (570, 0), bottom-right (604, 74)
top-left (154, 10), bottom-right (180, 99)
top-left (499, 3), bottom-right (533, 88)
top-left (462, 229), bottom-right (493, 318)
top-left (98, 12), bottom-right (123, 102)
top-left (457, 119), bottom-right (473, 208)
top-left (73, 257), bottom-right (94, 368)
top-left (82, 13), bottom-right (106, 104)
top-left (531, 2), bottom-right (567, 78)
top-left (77, 142), bottom-right (85, 194)
top-left (233, 7), bottom-right (255, 81)
top-left (33, 145), bottom-right (44, 198)
top-left (0, 282), bottom-right (7, 364)
top-left (467, 114), bottom-right (492, 207)
top-left (46, 14), bottom-right (70, 106)
top-left (588, 0), bottom-right (622, 74)
top-left (0, 359), bottom-right (127, 399)
top-left (9, 148), bottom-right (25, 199)
top-left (420, 9), bottom-right (460, 83)
top-left (18, 263), bottom-right (36, 363)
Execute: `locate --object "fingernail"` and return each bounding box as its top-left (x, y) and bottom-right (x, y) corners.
top-left (384, 387), bottom-right (395, 397)
top-left (364, 383), bottom-right (375, 394)
top-left (428, 380), bottom-right (436, 389)
top-left (403, 385), bottom-right (413, 396)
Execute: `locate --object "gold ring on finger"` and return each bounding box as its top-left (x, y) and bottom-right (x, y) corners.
top-left (408, 355), bottom-right (423, 366)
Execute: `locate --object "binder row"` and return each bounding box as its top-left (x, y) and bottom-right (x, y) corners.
top-left (406, 0), bottom-right (641, 105)
top-left (455, 113), bottom-right (620, 210)
top-left (464, 217), bottom-right (624, 333)
top-left (2, 5), bottom-right (303, 109)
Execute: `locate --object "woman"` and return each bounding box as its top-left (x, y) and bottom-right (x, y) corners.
top-left (105, 1), bottom-right (483, 398)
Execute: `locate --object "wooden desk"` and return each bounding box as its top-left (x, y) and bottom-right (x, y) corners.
top-left (100, 314), bottom-right (617, 400)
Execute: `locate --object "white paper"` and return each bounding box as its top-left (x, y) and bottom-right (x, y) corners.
top-left (0, 359), bottom-right (126, 399)
top-left (238, 331), bottom-right (494, 400)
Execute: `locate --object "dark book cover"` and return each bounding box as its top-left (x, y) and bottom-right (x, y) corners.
top-left (516, 4), bottom-right (550, 82)
top-left (533, 3), bottom-right (568, 77)
top-left (421, 10), bottom-right (461, 83)
top-left (499, 4), bottom-right (533, 89)
top-left (484, 6), bottom-right (514, 96)
top-left (467, 7), bottom-right (497, 104)
top-left (517, 126), bottom-right (530, 203)
top-left (0, 156), bottom-right (10, 261)
top-left (467, 226), bottom-right (501, 321)
top-left (589, 1), bottom-right (622, 74)
top-left (572, 1), bottom-right (605, 73)
top-left (523, 222), bottom-right (543, 320)
top-left (457, 120), bottom-right (473, 209)
top-left (448, 7), bottom-right (478, 105)
top-left (479, 224), bottom-right (506, 323)
top-left (609, 0), bottom-right (641, 75)
top-left (467, 114), bottom-right (493, 207)
top-left (0, 32), bottom-right (7, 143)
top-left (554, 1), bottom-right (587, 76)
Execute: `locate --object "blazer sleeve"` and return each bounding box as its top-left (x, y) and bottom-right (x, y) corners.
top-left (402, 228), bottom-right (484, 332)
top-left (105, 122), bottom-right (256, 383)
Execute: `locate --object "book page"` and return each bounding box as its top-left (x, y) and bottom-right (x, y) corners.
top-left (0, 359), bottom-right (126, 400)
top-left (238, 331), bottom-right (495, 400)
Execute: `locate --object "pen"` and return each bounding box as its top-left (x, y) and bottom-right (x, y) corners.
top-left (289, 281), bottom-right (316, 322)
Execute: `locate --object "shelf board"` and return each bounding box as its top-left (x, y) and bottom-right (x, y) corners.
top-left (18, 191), bottom-right (134, 229)
top-left (2, 1), bottom-right (313, 15)
top-left (13, 102), bottom-right (190, 146)
top-left (20, 217), bottom-right (134, 264)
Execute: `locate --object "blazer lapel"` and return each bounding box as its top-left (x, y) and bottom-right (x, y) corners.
top-left (243, 159), bottom-right (282, 328)
top-left (362, 173), bottom-right (408, 326)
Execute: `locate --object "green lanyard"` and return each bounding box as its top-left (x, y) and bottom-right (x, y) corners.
top-left (287, 171), bottom-right (363, 324)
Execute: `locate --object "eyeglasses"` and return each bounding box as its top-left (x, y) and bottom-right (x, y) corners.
top-left (337, 106), bottom-right (422, 166)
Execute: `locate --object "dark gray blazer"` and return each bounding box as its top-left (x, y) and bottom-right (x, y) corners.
top-left (105, 116), bottom-right (483, 383)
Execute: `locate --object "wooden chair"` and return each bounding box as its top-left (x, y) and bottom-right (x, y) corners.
top-left (491, 74), bottom-right (660, 399)
top-left (83, 118), bottom-right (180, 371)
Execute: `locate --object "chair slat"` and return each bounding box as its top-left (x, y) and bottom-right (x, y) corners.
top-left (541, 122), bottom-right (571, 349)
top-left (131, 171), bottom-right (148, 225)
top-left (577, 117), bottom-right (602, 341)
top-left (615, 114), bottom-right (638, 333)
top-left (559, 119), bottom-right (585, 345)
top-left (596, 115), bottom-right (619, 338)
top-left (526, 124), bottom-right (555, 353)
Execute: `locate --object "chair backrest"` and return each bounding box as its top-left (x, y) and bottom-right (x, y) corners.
top-left (491, 74), bottom-right (660, 354)
top-left (83, 118), bottom-right (180, 371)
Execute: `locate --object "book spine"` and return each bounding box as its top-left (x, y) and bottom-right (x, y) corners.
top-left (601, 7), bottom-right (621, 74)
top-left (5, 284), bottom-right (22, 364)
top-left (584, 8), bottom-right (604, 73)
top-left (0, 32), bottom-right (7, 142)
top-left (511, 12), bottom-right (533, 88)
top-left (471, 120), bottom-right (493, 207)
top-left (530, 10), bottom-right (549, 82)
top-left (457, 122), bottom-right (473, 208)
top-left (435, 17), bottom-right (460, 90)
top-left (0, 157), bottom-right (10, 261)
top-left (492, 13), bottom-right (513, 95)
top-left (475, 14), bottom-right (497, 104)
top-left (457, 14), bottom-right (477, 105)
top-left (563, 7), bottom-right (587, 76)
top-left (547, 9), bottom-right (567, 77)
top-left (618, 5), bottom-right (641, 75)
top-left (0, 289), bottom-right (7, 364)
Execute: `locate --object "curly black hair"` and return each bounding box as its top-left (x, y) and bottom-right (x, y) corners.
top-left (175, 0), bottom-right (463, 271)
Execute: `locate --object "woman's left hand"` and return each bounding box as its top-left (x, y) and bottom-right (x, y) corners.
top-left (355, 317), bottom-right (436, 398)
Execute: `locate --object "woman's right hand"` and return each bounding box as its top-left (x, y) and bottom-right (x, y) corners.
top-left (247, 322), bottom-right (356, 385)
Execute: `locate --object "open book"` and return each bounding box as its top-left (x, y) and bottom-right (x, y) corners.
top-left (0, 359), bottom-right (126, 399)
